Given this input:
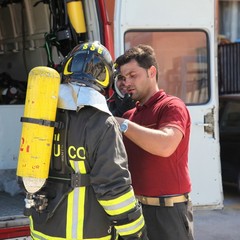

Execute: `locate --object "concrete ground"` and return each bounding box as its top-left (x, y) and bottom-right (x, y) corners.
top-left (194, 184), bottom-right (240, 240)
top-left (1, 180), bottom-right (239, 239)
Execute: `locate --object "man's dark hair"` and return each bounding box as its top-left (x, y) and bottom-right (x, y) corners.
top-left (115, 44), bottom-right (159, 80)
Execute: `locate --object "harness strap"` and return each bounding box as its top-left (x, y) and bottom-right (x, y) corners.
top-left (71, 172), bottom-right (90, 187)
top-left (21, 117), bottom-right (64, 129)
top-left (48, 172), bottom-right (90, 188)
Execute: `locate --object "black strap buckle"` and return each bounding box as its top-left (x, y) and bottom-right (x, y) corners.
top-left (71, 173), bottom-right (90, 188)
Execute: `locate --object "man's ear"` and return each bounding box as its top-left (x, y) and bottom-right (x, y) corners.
top-left (149, 65), bottom-right (157, 78)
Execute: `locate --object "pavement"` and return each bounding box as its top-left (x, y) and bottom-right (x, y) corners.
top-left (1, 180), bottom-right (239, 239)
top-left (194, 184), bottom-right (240, 240)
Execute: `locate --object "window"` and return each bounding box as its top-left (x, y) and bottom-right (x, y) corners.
top-left (219, 1), bottom-right (240, 42)
top-left (124, 30), bottom-right (209, 105)
top-left (220, 99), bottom-right (240, 130)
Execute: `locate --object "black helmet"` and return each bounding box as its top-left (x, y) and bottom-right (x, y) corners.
top-left (62, 41), bottom-right (113, 93)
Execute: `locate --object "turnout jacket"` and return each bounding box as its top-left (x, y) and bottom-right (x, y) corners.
top-left (29, 84), bottom-right (145, 240)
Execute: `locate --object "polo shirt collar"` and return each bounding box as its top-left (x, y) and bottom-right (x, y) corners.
top-left (136, 90), bottom-right (166, 111)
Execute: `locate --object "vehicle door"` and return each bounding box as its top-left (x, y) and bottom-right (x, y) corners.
top-left (114, 0), bottom-right (223, 208)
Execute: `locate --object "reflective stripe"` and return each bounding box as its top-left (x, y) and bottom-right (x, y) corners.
top-left (65, 160), bottom-right (112, 239)
top-left (115, 215), bottom-right (145, 236)
top-left (31, 211), bottom-right (112, 240)
top-left (30, 159), bottom-right (113, 240)
top-left (31, 232), bottom-right (112, 240)
top-left (67, 160), bottom-right (87, 239)
top-left (99, 189), bottom-right (136, 215)
top-left (66, 190), bottom-right (74, 238)
top-left (30, 217), bottom-right (63, 240)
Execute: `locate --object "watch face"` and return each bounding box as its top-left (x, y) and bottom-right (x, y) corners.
top-left (120, 121), bottom-right (128, 133)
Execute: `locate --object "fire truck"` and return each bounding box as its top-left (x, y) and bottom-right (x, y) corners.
top-left (0, 0), bottom-right (222, 238)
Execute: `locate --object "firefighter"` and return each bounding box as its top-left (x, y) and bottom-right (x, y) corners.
top-left (108, 71), bottom-right (136, 117)
top-left (28, 41), bottom-right (148, 240)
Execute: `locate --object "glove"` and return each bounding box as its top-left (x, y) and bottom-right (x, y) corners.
top-left (115, 93), bottom-right (136, 117)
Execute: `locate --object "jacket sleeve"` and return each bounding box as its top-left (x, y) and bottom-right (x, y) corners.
top-left (88, 114), bottom-right (147, 239)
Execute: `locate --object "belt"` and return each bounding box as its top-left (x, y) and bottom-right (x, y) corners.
top-left (136, 194), bottom-right (188, 207)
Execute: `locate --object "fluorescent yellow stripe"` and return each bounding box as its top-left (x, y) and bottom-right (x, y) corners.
top-left (79, 160), bottom-right (87, 174)
top-left (67, 160), bottom-right (88, 239)
top-left (30, 216), bottom-right (65, 240)
top-left (116, 215), bottom-right (145, 236)
top-left (30, 158), bottom-right (113, 240)
top-left (75, 187), bottom-right (85, 239)
top-left (66, 190), bottom-right (74, 239)
top-left (96, 66), bottom-right (109, 87)
top-left (31, 214), bottom-right (112, 240)
top-left (87, 236), bottom-right (112, 240)
top-left (63, 57), bottom-right (73, 75)
top-left (99, 190), bottom-right (134, 207)
top-left (99, 189), bottom-right (134, 206)
top-left (77, 159), bottom-right (87, 239)
top-left (102, 199), bottom-right (136, 215)
top-left (67, 160), bottom-right (78, 239)
top-left (99, 189), bottom-right (136, 215)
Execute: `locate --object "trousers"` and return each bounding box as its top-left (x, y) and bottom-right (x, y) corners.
top-left (142, 200), bottom-right (194, 240)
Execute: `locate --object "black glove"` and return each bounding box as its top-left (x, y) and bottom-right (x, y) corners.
top-left (115, 93), bottom-right (136, 117)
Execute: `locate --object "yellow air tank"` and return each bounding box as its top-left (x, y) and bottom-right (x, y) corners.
top-left (17, 66), bottom-right (60, 194)
top-left (67, 0), bottom-right (86, 34)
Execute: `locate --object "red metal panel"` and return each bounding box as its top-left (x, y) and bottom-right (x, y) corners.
top-left (0, 226), bottom-right (30, 239)
top-left (98, 0), bottom-right (115, 59)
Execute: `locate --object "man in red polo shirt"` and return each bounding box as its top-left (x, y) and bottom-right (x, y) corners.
top-left (115, 44), bottom-right (194, 240)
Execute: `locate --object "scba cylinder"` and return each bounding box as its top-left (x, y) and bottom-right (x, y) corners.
top-left (67, 0), bottom-right (86, 34)
top-left (17, 66), bottom-right (60, 193)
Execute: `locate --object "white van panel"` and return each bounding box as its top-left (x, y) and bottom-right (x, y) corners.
top-left (114, 0), bottom-right (223, 208)
top-left (0, 105), bottom-right (24, 169)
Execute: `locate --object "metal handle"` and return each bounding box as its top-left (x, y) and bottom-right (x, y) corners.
top-left (195, 123), bottom-right (212, 127)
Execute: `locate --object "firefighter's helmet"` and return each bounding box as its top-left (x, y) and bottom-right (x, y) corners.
top-left (62, 41), bottom-right (113, 93)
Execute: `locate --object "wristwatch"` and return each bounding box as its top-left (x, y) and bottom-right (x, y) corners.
top-left (120, 119), bottom-right (129, 133)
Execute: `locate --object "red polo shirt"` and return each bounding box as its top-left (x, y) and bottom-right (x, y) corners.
top-left (123, 90), bottom-right (192, 196)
